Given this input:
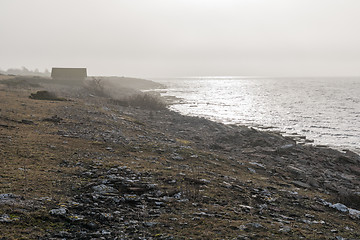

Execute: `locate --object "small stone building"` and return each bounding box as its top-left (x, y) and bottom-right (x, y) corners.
top-left (51, 68), bottom-right (87, 85)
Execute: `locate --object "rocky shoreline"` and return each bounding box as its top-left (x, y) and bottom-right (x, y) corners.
top-left (0, 78), bottom-right (360, 239)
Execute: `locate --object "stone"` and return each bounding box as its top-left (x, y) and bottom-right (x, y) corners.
top-left (49, 208), bottom-right (67, 216)
top-left (279, 144), bottom-right (295, 150)
top-left (0, 214), bottom-right (11, 222)
top-left (337, 155), bottom-right (356, 164)
top-left (68, 214), bottom-right (84, 221)
top-left (279, 226), bottom-right (291, 233)
top-left (307, 178), bottom-right (319, 188)
top-left (331, 203), bottom-right (348, 213)
top-left (101, 229), bottom-right (111, 235)
top-left (246, 222), bottom-right (265, 229)
top-left (200, 178), bottom-right (211, 184)
top-left (0, 193), bottom-right (20, 202)
top-left (144, 222), bottom-right (158, 227)
top-left (100, 213), bottom-right (114, 220)
top-left (155, 201), bottom-right (164, 206)
top-left (349, 208), bottom-right (360, 219)
top-left (287, 166), bottom-right (304, 175)
top-left (123, 194), bottom-right (140, 202)
top-left (249, 162), bottom-right (266, 169)
top-left (292, 181), bottom-right (311, 189)
top-left (335, 236), bottom-right (345, 240)
top-left (84, 221), bottom-right (99, 230)
top-left (172, 155), bottom-right (184, 161)
top-left (92, 184), bottom-right (118, 194)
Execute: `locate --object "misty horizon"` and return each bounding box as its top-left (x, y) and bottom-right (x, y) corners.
top-left (1, 0), bottom-right (360, 78)
top-left (2, 67), bottom-right (360, 79)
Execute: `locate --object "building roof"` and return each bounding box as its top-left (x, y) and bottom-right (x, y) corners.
top-left (51, 68), bottom-right (87, 79)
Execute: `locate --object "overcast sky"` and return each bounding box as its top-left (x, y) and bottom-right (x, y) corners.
top-left (1, 0), bottom-right (360, 77)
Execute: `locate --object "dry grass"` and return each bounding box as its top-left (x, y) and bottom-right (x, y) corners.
top-left (0, 75), bottom-right (15, 80)
top-left (0, 91), bottom-right (78, 199)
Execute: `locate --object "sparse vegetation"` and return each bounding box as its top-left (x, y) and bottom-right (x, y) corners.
top-left (1, 83), bottom-right (360, 239)
top-left (110, 93), bottom-right (167, 110)
top-left (84, 78), bottom-right (167, 111)
top-left (83, 78), bottom-right (109, 97)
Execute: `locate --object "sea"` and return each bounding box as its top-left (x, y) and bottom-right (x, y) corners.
top-left (151, 77), bottom-right (360, 154)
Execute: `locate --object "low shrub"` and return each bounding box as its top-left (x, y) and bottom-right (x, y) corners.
top-left (83, 78), bottom-right (109, 97)
top-left (110, 93), bottom-right (167, 111)
top-left (29, 91), bottom-right (66, 101)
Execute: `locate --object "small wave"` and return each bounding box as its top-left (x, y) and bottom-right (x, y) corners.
top-left (155, 77), bottom-right (360, 153)
top-left (309, 126), bottom-right (337, 130)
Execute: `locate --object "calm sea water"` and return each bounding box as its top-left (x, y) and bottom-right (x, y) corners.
top-left (152, 77), bottom-right (360, 154)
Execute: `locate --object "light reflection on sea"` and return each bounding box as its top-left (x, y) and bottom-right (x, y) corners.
top-left (152, 77), bottom-right (360, 154)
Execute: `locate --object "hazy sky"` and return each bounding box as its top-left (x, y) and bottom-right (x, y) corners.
top-left (1, 0), bottom-right (360, 77)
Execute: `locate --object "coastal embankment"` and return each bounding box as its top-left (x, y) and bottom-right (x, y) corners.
top-left (0, 76), bottom-right (359, 239)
